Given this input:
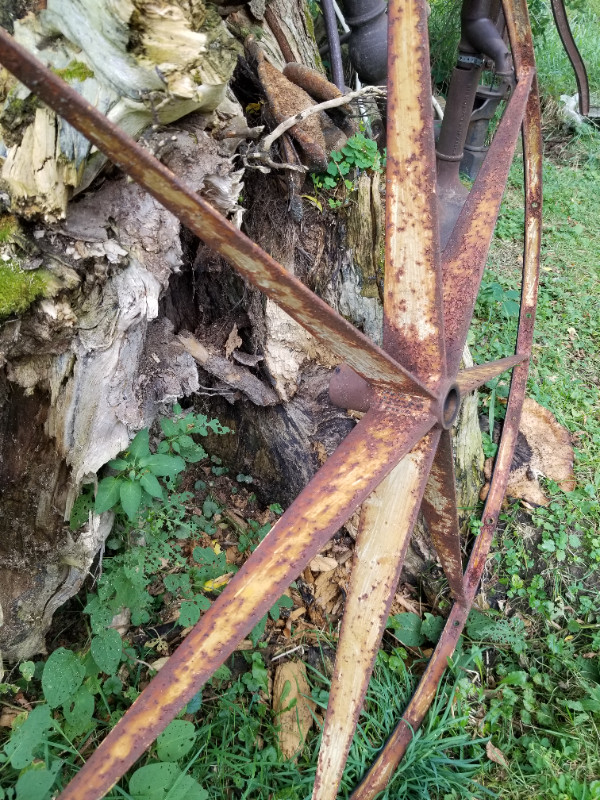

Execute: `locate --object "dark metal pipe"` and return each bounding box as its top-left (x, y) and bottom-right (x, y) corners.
top-left (320, 0), bottom-right (345, 90)
top-left (461, 0), bottom-right (512, 76)
top-left (343, 0), bottom-right (388, 85)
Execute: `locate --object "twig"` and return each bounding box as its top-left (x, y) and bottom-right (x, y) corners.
top-left (258, 85), bottom-right (387, 153)
top-left (271, 644), bottom-right (305, 662)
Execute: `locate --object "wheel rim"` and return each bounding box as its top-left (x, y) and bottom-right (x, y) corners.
top-left (0, 1), bottom-right (542, 797)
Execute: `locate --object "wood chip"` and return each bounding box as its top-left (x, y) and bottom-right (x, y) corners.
top-left (272, 661), bottom-right (315, 759)
top-left (309, 555), bottom-right (338, 573)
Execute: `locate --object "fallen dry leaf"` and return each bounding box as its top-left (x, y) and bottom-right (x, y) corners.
top-left (482, 397), bottom-right (575, 507)
top-left (0, 707), bottom-right (21, 727)
top-left (486, 740), bottom-right (509, 769)
top-left (272, 661), bottom-right (315, 759)
top-left (225, 324), bottom-right (242, 359)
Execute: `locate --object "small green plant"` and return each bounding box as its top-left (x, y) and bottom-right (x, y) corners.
top-left (91, 405), bottom-right (230, 523)
top-left (311, 133), bottom-right (384, 194)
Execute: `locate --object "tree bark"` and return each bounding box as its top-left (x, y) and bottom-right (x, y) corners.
top-left (0, 0), bottom-right (483, 662)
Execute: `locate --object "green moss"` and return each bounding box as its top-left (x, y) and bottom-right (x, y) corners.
top-left (0, 215), bottom-right (18, 244)
top-left (53, 60), bottom-right (94, 83)
top-left (0, 262), bottom-right (50, 319)
top-left (0, 92), bottom-right (38, 146)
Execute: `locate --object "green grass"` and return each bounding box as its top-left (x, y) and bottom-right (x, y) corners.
top-left (466, 126), bottom-right (600, 797)
top-left (533, 0), bottom-right (600, 102)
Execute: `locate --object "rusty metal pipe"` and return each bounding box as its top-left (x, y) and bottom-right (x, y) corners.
top-left (436, 63), bottom-right (482, 248)
top-left (550, 0), bottom-right (589, 116)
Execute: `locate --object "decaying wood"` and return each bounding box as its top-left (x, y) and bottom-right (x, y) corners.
top-left (178, 331), bottom-right (278, 406)
top-left (272, 659), bottom-right (315, 759)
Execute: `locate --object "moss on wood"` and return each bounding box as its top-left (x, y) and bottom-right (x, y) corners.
top-left (0, 261), bottom-right (50, 319)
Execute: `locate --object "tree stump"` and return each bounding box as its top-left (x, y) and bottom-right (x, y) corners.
top-left (0, 0), bottom-right (483, 662)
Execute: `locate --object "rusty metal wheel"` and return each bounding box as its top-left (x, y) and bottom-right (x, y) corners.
top-left (0, 1), bottom-right (542, 798)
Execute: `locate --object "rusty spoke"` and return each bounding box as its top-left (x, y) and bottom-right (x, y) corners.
top-left (312, 431), bottom-right (440, 800)
top-left (442, 67), bottom-right (533, 375)
top-left (456, 354), bottom-right (528, 395)
top-left (421, 430), bottom-right (466, 604)
top-left (550, 0), bottom-right (589, 116)
top-left (0, 28), bottom-right (434, 400)
top-left (56, 402), bottom-right (436, 800)
top-left (384, 0), bottom-right (446, 391)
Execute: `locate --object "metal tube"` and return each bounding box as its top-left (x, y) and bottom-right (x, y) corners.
top-left (321, 0), bottom-right (345, 90)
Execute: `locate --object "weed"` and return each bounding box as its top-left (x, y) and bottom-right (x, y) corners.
top-left (311, 132), bottom-right (384, 199)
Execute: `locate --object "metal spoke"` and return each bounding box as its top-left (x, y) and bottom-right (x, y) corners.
top-left (421, 430), bottom-right (465, 604)
top-left (456, 354), bottom-right (527, 395)
top-left (384, 0), bottom-right (446, 391)
top-left (312, 432), bottom-right (439, 800)
top-left (56, 402), bottom-right (435, 800)
top-left (442, 67), bottom-right (534, 375)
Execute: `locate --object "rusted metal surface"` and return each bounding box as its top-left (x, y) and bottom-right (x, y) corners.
top-left (283, 62), bottom-right (344, 103)
top-left (328, 364), bottom-right (372, 412)
top-left (0, 29), bottom-right (433, 401)
top-left (442, 66), bottom-right (533, 375)
top-left (312, 431), bottom-right (440, 800)
top-left (550, 0), bottom-right (589, 116)
top-left (350, 1), bottom-right (542, 795)
top-left (57, 401), bottom-right (436, 800)
top-left (0, 0), bottom-right (544, 796)
top-left (421, 430), bottom-right (465, 604)
top-left (456, 353), bottom-right (528, 395)
top-left (384, 0), bottom-right (446, 392)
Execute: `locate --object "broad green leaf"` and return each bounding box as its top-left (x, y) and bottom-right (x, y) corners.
top-left (138, 454), bottom-right (186, 477)
top-left (120, 479), bottom-right (142, 521)
top-left (18, 661), bottom-right (35, 681)
top-left (128, 428), bottom-right (150, 460)
top-left (63, 685), bottom-right (95, 737)
top-left (108, 458), bottom-right (129, 471)
top-left (91, 628), bottom-right (122, 675)
top-left (129, 763), bottom-right (181, 800)
top-left (70, 489), bottom-right (94, 530)
top-left (16, 761), bottom-right (60, 800)
top-left (129, 763), bottom-right (208, 800)
top-left (4, 705), bottom-right (54, 769)
top-left (387, 613), bottom-right (425, 648)
top-left (420, 613), bottom-right (445, 644)
top-left (269, 594), bottom-right (293, 621)
top-left (178, 597), bottom-right (209, 628)
top-left (140, 472), bottom-right (164, 499)
top-left (160, 418), bottom-right (178, 437)
top-left (156, 720), bottom-right (196, 762)
top-left (94, 476), bottom-right (122, 513)
top-left (42, 648), bottom-right (85, 708)
top-left (103, 675), bottom-right (123, 695)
